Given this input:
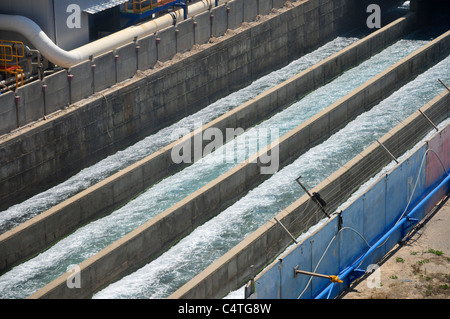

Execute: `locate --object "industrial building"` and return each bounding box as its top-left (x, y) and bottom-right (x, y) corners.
top-left (0, 0), bottom-right (193, 89)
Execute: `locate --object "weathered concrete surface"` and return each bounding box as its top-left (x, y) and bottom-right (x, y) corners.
top-left (0, 0), bottom-right (360, 212)
top-left (28, 24), bottom-right (450, 300)
top-left (249, 121), bottom-right (449, 300)
top-left (43, 70), bottom-right (70, 115)
top-left (168, 28), bottom-right (450, 297)
top-left (15, 80), bottom-right (44, 125)
top-left (170, 89), bottom-right (450, 299)
top-left (0, 15), bottom-right (414, 276)
top-left (0, 91), bottom-right (16, 135)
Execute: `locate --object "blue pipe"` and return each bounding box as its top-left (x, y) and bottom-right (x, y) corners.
top-left (315, 173), bottom-right (450, 299)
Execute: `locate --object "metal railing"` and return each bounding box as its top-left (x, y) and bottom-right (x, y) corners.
top-left (125, 0), bottom-right (180, 14)
top-left (0, 40), bottom-right (25, 88)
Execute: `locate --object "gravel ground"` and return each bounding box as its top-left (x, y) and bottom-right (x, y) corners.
top-left (340, 196), bottom-right (450, 299)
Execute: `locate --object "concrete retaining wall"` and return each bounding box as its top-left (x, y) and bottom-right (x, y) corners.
top-left (176, 19), bottom-right (195, 54)
top-left (0, 0), bottom-right (360, 212)
top-left (116, 42), bottom-right (138, 83)
top-left (252, 121), bottom-right (450, 299)
top-left (43, 71), bottom-right (70, 115)
top-left (171, 89), bottom-right (450, 299)
top-left (0, 91), bottom-right (16, 135)
top-left (167, 31), bottom-right (450, 298)
top-left (29, 25), bottom-right (449, 299)
top-left (0, 15), bottom-right (415, 276)
top-left (15, 80), bottom-right (44, 125)
top-left (227, 0), bottom-right (244, 30)
top-left (2, 0), bottom-right (354, 137)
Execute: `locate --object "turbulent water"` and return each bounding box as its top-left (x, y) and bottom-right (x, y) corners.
top-left (226, 115), bottom-right (450, 299)
top-left (0, 33), bottom-right (363, 235)
top-left (93, 52), bottom-right (450, 299)
top-left (0, 24), bottom-right (448, 299)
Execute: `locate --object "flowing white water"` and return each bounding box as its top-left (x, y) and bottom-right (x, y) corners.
top-left (0, 33), bottom-right (363, 234)
top-left (93, 53), bottom-right (450, 299)
top-left (226, 116), bottom-right (450, 300)
top-left (0, 26), bottom-right (445, 299)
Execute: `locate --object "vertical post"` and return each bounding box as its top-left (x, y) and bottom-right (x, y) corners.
top-left (210, 13), bottom-right (214, 38)
top-left (91, 63), bottom-right (96, 94)
top-left (67, 74), bottom-right (74, 105)
top-left (184, 0), bottom-right (188, 19)
top-left (155, 37), bottom-right (161, 61)
top-left (135, 44), bottom-right (140, 71)
top-left (135, 36), bottom-right (140, 71)
top-left (14, 95), bottom-right (20, 128)
top-left (175, 28), bottom-right (179, 53)
top-left (114, 53), bottom-right (119, 84)
top-left (42, 83), bottom-right (47, 118)
top-left (244, 264), bottom-right (256, 299)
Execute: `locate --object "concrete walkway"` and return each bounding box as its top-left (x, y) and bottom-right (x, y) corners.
top-left (340, 195), bottom-right (450, 299)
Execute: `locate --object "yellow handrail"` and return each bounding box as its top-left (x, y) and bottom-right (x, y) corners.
top-left (0, 40), bottom-right (25, 88)
top-left (125, 0), bottom-right (179, 14)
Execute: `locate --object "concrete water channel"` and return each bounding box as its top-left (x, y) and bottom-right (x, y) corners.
top-left (95, 45), bottom-right (450, 299)
top-left (0, 2), bottom-right (449, 299)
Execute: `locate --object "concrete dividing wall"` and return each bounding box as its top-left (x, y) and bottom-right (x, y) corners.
top-left (43, 70), bottom-right (70, 115)
top-left (168, 30), bottom-right (450, 297)
top-left (1, 0), bottom-right (328, 138)
top-left (156, 26), bottom-right (177, 63)
top-left (259, 0), bottom-right (273, 16)
top-left (67, 60), bottom-right (94, 103)
top-left (93, 51), bottom-right (116, 93)
top-left (227, 0), bottom-right (244, 30)
top-left (136, 33), bottom-right (157, 71)
top-left (0, 0), bottom-right (361, 213)
top-left (252, 121), bottom-right (450, 299)
top-left (0, 91), bottom-right (16, 135)
top-left (176, 19), bottom-right (195, 54)
top-left (243, 0), bottom-right (258, 23)
top-left (171, 89), bottom-right (450, 299)
top-left (193, 10), bottom-right (212, 44)
top-left (15, 80), bottom-right (44, 125)
top-left (28, 26), bottom-right (450, 299)
top-left (116, 42), bottom-right (138, 83)
top-left (211, 5), bottom-right (229, 38)
top-left (0, 15), bottom-right (415, 276)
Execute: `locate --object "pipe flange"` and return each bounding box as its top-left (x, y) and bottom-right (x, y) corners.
top-left (169, 12), bottom-right (177, 25)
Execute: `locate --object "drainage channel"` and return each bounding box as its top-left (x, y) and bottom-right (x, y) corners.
top-left (94, 53), bottom-right (450, 299)
top-left (227, 117), bottom-right (450, 299)
top-left (0, 24), bottom-right (445, 298)
top-left (0, 32), bottom-right (365, 235)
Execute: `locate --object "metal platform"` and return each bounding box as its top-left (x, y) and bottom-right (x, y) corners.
top-left (120, 0), bottom-right (190, 27)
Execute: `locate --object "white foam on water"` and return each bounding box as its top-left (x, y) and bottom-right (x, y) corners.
top-left (0, 35), bottom-right (361, 234)
top-left (0, 28), bottom-right (446, 299)
top-left (93, 46), bottom-right (449, 299)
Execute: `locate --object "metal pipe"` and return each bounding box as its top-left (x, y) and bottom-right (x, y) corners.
top-left (0, 0), bottom-right (222, 68)
top-left (315, 172), bottom-right (450, 299)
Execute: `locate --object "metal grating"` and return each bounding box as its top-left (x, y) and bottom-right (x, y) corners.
top-left (83, 0), bottom-right (129, 14)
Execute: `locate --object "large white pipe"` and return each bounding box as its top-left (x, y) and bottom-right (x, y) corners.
top-left (0, 0), bottom-right (218, 68)
top-left (0, 14), bottom-right (83, 68)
